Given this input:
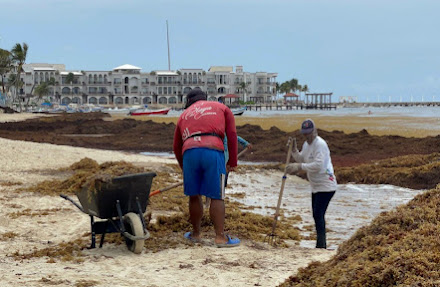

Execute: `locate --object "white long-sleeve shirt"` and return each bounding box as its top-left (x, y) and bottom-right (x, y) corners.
top-left (293, 136), bottom-right (337, 193)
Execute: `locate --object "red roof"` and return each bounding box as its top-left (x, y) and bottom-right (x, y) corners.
top-left (223, 94), bottom-right (240, 98)
top-left (283, 93), bottom-right (299, 98)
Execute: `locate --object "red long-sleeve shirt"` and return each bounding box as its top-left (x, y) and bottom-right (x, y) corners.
top-left (173, 101), bottom-right (238, 169)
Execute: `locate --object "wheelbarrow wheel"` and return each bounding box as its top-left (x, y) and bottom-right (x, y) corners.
top-left (123, 212), bottom-right (144, 254)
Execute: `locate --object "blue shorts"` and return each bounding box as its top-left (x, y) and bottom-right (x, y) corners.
top-left (183, 148), bottom-right (226, 200)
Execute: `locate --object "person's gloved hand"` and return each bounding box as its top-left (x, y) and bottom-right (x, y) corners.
top-left (291, 150), bottom-right (301, 162)
top-left (286, 163), bottom-right (302, 174)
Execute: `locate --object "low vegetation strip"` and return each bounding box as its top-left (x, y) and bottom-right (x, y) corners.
top-left (279, 185), bottom-right (440, 287)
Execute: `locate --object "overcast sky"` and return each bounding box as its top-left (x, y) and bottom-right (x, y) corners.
top-left (1, 0), bottom-right (439, 102)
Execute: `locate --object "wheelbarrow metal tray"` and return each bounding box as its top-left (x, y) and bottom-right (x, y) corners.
top-left (76, 172), bottom-right (156, 219)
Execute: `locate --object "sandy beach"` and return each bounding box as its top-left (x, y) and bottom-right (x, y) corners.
top-left (0, 134), bottom-right (333, 287)
top-left (0, 111), bottom-right (436, 286)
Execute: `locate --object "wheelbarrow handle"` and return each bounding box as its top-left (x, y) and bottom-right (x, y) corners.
top-left (149, 181), bottom-right (183, 197)
top-left (60, 194), bottom-right (84, 212)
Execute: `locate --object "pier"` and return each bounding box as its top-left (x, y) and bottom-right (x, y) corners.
top-left (339, 102), bottom-right (440, 108)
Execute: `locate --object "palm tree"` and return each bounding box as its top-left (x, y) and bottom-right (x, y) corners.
top-left (239, 81), bottom-right (250, 103)
top-left (279, 81), bottom-right (291, 95)
top-left (289, 78), bottom-right (298, 93)
top-left (0, 48), bottom-right (13, 97)
top-left (7, 74), bottom-right (23, 96)
top-left (66, 72), bottom-right (74, 98)
top-left (34, 82), bottom-right (50, 102)
top-left (11, 43), bottom-right (28, 111)
top-left (296, 84), bottom-right (302, 99)
top-left (302, 84), bottom-right (309, 94)
top-left (302, 85), bottom-right (309, 103)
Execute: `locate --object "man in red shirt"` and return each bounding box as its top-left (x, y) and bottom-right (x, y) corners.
top-left (173, 89), bottom-right (240, 247)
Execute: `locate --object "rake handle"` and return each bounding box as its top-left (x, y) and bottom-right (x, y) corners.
top-left (270, 137), bottom-right (294, 234)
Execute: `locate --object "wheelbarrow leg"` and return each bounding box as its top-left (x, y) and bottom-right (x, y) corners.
top-left (99, 221), bottom-right (108, 248)
top-left (89, 215), bottom-right (96, 249)
top-left (116, 200), bottom-right (126, 233)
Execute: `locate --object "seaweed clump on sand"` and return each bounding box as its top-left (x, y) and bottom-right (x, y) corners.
top-left (279, 185), bottom-right (440, 287)
top-left (21, 158), bottom-right (301, 254)
top-left (25, 157), bottom-right (146, 196)
top-left (336, 152), bottom-right (440, 189)
top-left (144, 200), bottom-right (301, 252)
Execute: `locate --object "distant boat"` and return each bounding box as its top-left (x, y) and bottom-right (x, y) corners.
top-left (129, 107), bottom-right (171, 116)
top-left (231, 107), bottom-right (246, 116)
top-left (102, 107), bottom-right (134, 114)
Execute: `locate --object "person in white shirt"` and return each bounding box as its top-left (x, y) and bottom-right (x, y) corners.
top-left (286, 119), bottom-right (337, 249)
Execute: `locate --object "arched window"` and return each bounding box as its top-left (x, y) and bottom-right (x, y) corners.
top-left (158, 97), bottom-right (167, 104)
top-left (72, 87), bottom-right (80, 94)
top-left (89, 97), bottom-right (98, 104)
top-left (93, 75), bottom-right (97, 84)
top-left (99, 97), bottom-right (108, 105)
top-left (143, 97), bottom-right (152, 104)
top-left (125, 77), bottom-right (129, 84)
top-left (183, 87), bottom-right (192, 94)
top-left (62, 87), bottom-right (71, 94)
top-left (88, 75), bottom-right (92, 84)
top-left (72, 97), bottom-right (81, 104)
top-left (168, 97), bottom-right (177, 104)
top-left (115, 97), bottom-right (123, 104)
top-left (98, 75), bottom-right (103, 84)
top-left (61, 97), bottom-right (71, 105)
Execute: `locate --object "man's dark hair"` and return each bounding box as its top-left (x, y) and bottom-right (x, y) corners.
top-left (185, 89), bottom-right (207, 109)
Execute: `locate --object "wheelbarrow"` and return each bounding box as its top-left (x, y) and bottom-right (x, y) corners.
top-left (60, 172), bottom-right (156, 254)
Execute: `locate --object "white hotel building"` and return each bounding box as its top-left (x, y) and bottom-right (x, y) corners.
top-left (17, 63), bottom-right (278, 106)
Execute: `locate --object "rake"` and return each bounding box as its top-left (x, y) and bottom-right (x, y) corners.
top-left (264, 136), bottom-right (295, 246)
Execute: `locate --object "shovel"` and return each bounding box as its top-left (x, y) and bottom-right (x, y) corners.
top-left (150, 145), bottom-right (252, 198)
top-left (264, 137), bottom-right (294, 246)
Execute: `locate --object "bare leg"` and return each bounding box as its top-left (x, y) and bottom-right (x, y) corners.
top-left (189, 195), bottom-right (203, 240)
top-left (210, 198), bottom-right (226, 244)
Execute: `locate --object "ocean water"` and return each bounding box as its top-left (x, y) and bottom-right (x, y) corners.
top-left (166, 105), bottom-right (440, 118)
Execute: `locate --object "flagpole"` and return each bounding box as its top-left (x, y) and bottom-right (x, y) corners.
top-left (166, 20), bottom-right (171, 71)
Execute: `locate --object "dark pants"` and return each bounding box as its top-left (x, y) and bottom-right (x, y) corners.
top-left (312, 191), bottom-right (335, 249)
